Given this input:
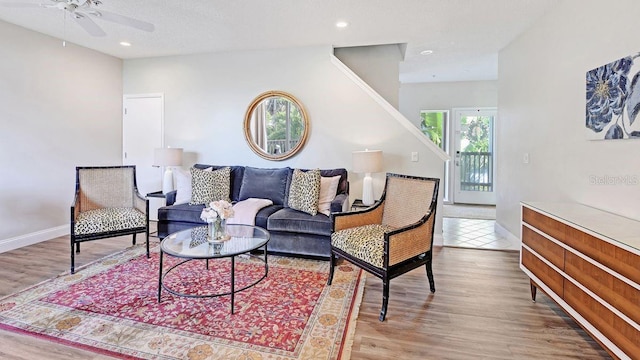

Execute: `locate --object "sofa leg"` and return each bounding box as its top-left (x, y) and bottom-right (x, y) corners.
top-left (75, 242), bottom-right (80, 253)
top-left (379, 279), bottom-right (389, 322)
top-left (132, 233), bottom-right (137, 246)
top-left (327, 251), bottom-right (336, 285)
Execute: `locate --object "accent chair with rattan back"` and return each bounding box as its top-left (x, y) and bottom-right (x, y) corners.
top-left (70, 166), bottom-right (150, 274)
top-left (328, 173), bottom-right (439, 321)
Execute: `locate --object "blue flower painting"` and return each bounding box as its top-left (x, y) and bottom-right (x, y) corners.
top-left (586, 53), bottom-right (640, 140)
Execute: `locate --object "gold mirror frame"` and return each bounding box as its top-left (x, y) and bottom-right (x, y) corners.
top-left (243, 91), bottom-right (310, 161)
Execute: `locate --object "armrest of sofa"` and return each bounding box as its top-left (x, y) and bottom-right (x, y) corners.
top-left (165, 190), bottom-right (178, 206)
top-left (331, 193), bottom-right (349, 213)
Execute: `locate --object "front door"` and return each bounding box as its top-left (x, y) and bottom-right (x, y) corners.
top-left (122, 93), bottom-right (164, 196)
top-left (453, 108), bottom-right (496, 205)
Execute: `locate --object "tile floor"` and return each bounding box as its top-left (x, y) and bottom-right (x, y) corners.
top-left (442, 217), bottom-right (520, 251)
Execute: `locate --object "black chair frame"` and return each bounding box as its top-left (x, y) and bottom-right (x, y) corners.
top-left (70, 165), bottom-right (150, 274)
top-left (328, 173), bottom-right (439, 321)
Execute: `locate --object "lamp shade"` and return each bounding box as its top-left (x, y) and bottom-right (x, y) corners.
top-left (352, 150), bottom-right (383, 173)
top-left (153, 148), bottom-right (183, 167)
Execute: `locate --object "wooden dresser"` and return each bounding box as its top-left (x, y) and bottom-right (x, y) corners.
top-left (520, 202), bottom-right (640, 360)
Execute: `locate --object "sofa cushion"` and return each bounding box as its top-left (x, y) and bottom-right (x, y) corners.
top-left (158, 203), bottom-right (206, 223)
top-left (288, 169), bottom-right (321, 216)
top-left (267, 208), bottom-right (332, 237)
top-left (255, 205), bottom-right (283, 229)
top-left (238, 167), bottom-right (290, 205)
top-left (189, 166), bottom-right (231, 205)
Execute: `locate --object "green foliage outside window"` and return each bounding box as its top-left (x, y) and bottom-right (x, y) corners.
top-left (461, 116), bottom-right (490, 152)
top-left (420, 111), bottom-right (446, 149)
top-left (265, 98), bottom-right (303, 141)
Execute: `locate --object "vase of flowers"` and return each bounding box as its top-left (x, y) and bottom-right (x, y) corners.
top-left (200, 200), bottom-right (234, 243)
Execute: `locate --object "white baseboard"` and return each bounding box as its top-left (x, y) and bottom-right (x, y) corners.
top-left (0, 225), bottom-right (68, 253)
top-left (494, 222), bottom-right (520, 246)
top-left (433, 233), bottom-right (443, 247)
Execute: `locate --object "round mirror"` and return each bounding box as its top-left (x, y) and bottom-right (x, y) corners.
top-left (244, 91), bottom-right (309, 161)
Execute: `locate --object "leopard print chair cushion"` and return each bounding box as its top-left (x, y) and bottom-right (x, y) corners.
top-left (190, 166), bottom-right (231, 205)
top-left (74, 207), bottom-right (146, 235)
top-left (331, 223), bottom-right (394, 268)
top-left (288, 168), bottom-right (321, 216)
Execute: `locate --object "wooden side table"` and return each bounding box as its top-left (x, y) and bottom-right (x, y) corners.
top-left (146, 191), bottom-right (166, 223)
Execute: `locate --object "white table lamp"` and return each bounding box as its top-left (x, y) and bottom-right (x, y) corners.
top-left (154, 147), bottom-right (183, 194)
top-left (352, 149), bottom-right (383, 206)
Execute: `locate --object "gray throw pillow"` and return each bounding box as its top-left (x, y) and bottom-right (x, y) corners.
top-left (288, 169), bottom-right (321, 216)
top-left (238, 167), bottom-right (290, 205)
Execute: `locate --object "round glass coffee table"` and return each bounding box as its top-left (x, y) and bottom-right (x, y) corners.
top-left (157, 224), bottom-right (270, 314)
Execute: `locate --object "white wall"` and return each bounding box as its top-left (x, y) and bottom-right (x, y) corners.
top-left (399, 81), bottom-right (498, 127)
top-left (0, 20), bottom-right (123, 249)
top-left (334, 44), bottom-right (403, 108)
top-left (497, 0), bottom-right (640, 237)
top-left (123, 46), bottom-right (446, 236)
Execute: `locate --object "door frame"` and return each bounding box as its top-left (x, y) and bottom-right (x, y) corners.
top-left (450, 107), bottom-right (497, 205)
top-left (123, 93), bottom-right (165, 220)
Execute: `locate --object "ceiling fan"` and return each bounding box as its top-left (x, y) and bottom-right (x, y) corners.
top-left (1, 0), bottom-right (154, 36)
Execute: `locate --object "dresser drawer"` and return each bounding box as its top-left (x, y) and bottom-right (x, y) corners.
top-left (522, 225), bottom-right (564, 270)
top-left (522, 207), bottom-right (566, 243)
top-left (564, 251), bottom-right (640, 325)
top-left (522, 248), bottom-right (564, 296)
top-left (564, 280), bottom-right (640, 358)
top-left (564, 227), bottom-right (640, 285)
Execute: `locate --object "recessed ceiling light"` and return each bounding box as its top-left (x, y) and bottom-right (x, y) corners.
top-left (120, 41), bottom-right (131, 47)
top-left (336, 21), bottom-right (349, 28)
top-left (420, 50), bottom-right (434, 55)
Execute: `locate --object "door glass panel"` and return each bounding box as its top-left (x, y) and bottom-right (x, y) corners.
top-left (453, 108), bottom-right (496, 205)
top-left (459, 114), bottom-right (493, 192)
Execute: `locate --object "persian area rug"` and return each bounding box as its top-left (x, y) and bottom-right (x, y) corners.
top-left (0, 245), bottom-right (364, 359)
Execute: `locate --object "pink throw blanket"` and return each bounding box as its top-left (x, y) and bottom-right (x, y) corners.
top-left (227, 198), bottom-right (274, 226)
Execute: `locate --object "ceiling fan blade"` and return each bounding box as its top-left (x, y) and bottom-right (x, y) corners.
top-left (87, 9), bottom-right (154, 32)
top-left (73, 12), bottom-right (106, 36)
top-left (0, 2), bottom-right (44, 8)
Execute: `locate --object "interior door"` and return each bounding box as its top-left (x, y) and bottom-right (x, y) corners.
top-left (453, 108), bottom-right (496, 205)
top-left (122, 93), bottom-right (164, 198)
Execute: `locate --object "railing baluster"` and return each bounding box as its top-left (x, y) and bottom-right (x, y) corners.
top-left (459, 152), bottom-right (493, 192)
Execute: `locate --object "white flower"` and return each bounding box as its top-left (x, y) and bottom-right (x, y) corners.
top-left (200, 200), bottom-right (234, 222)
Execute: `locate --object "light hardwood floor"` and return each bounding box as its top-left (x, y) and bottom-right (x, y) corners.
top-left (0, 230), bottom-right (611, 359)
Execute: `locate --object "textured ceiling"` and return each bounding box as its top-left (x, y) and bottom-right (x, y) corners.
top-left (0, 0), bottom-right (559, 83)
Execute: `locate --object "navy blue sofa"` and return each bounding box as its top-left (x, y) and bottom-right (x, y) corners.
top-left (157, 165), bottom-right (349, 258)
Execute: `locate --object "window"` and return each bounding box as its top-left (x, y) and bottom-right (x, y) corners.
top-left (420, 110), bottom-right (450, 202)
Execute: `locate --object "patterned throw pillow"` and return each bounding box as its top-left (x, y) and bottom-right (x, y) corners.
top-left (288, 168), bottom-right (321, 216)
top-left (189, 166), bottom-right (231, 205)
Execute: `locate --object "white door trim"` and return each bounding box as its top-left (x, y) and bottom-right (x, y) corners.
top-left (451, 107), bottom-right (497, 205)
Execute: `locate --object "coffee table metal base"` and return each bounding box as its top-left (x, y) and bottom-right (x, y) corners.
top-left (157, 250), bottom-right (268, 314)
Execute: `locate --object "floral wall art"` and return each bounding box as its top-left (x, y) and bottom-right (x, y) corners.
top-left (586, 53), bottom-right (640, 140)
